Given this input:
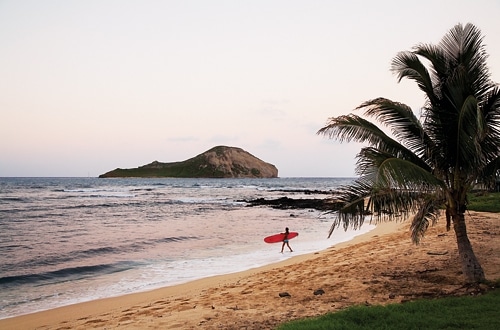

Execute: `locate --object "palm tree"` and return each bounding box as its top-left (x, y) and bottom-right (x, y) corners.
top-left (317, 23), bottom-right (500, 283)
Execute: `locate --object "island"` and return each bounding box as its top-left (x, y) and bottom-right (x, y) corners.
top-left (98, 146), bottom-right (278, 178)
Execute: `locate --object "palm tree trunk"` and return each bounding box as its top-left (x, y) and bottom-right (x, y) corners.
top-left (452, 212), bottom-right (485, 283)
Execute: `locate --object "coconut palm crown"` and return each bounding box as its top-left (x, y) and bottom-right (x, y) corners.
top-left (318, 23), bottom-right (500, 283)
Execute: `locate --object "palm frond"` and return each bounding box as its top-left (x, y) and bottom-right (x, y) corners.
top-left (413, 43), bottom-right (448, 90)
top-left (479, 156), bottom-right (500, 190)
top-left (391, 51), bottom-right (437, 103)
top-left (368, 189), bottom-right (422, 220)
top-left (327, 179), bottom-right (372, 238)
top-left (318, 113), bottom-right (431, 172)
top-left (355, 147), bottom-right (433, 186)
top-left (328, 158), bottom-right (442, 238)
top-left (476, 87), bottom-right (500, 169)
top-left (317, 114), bottom-right (386, 144)
top-left (439, 23), bottom-right (491, 98)
top-left (356, 98), bottom-right (433, 162)
top-left (483, 86), bottom-right (500, 123)
top-left (456, 95), bottom-right (485, 173)
top-left (410, 197), bottom-right (441, 244)
top-left (376, 157), bottom-right (444, 191)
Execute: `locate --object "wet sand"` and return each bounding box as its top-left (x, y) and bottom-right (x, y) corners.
top-left (2, 211), bottom-right (499, 329)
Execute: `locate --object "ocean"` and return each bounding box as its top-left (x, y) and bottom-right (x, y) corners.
top-left (0, 177), bottom-right (374, 319)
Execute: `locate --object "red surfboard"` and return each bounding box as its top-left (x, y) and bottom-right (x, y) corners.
top-left (264, 232), bottom-right (299, 243)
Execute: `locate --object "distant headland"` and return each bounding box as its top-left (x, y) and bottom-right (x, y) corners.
top-left (98, 146), bottom-right (278, 178)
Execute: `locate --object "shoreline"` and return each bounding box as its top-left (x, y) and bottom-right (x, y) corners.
top-left (0, 221), bottom-right (401, 329)
top-left (2, 212), bottom-right (498, 329)
top-left (0, 211), bottom-right (373, 321)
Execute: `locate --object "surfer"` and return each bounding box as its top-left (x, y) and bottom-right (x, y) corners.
top-left (281, 227), bottom-right (293, 253)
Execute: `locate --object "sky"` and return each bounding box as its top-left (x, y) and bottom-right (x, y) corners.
top-left (1, 0), bottom-right (499, 177)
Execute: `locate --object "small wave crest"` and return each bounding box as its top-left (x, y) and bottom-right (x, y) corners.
top-left (1, 236), bottom-right (200, 276)
top-left (0, 262), bottom-right (136, 287)
top-left (62, 188), bottom-right (135, 198)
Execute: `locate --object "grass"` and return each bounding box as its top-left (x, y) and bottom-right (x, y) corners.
top-left (278, 192), bottom-right (500, 330)
top-left (277, 289), bottom-right (500, 330)
top-left (468, 192), bottom-right (500, 212)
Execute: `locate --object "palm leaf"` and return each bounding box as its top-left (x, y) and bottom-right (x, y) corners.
top-left (391, 51), bottom-right (437, 103)
top-left (376, 157), bottom-right (443, 191)
top-left (356, 98), bottom-right (434, 165)
top-left (410, 197), bottom-right (441, 244)
top-left (318, 113), bottom-right (431, 172)
top-left (456, 95), bottom-right (484, 174)
top-left (317, 114), bottom-right (386, 144)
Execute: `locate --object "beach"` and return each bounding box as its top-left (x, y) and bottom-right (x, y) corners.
top-left (0, 177), bottom-right (370, 319)
top-left (2, 211), bottom-right (498, 329)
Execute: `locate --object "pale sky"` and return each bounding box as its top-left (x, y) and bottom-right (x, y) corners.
top-left (1, 0), bottom-right (499, 177)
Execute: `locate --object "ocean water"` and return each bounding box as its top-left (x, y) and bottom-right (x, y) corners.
top-left (0, 177), bottom-right (374, 319)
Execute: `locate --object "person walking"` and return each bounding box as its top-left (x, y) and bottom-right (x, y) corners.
top-left (281, 227), bottom-right (293, 253)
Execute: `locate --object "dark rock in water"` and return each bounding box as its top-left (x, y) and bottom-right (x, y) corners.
top-left (99, 146), bottom-right (278, 178)
top-left (279, 292), bottom-right (291, 298)
top-left (313, 289), bottom-right (325, 296)
top-left (243, 196), bottom-right (343, 211)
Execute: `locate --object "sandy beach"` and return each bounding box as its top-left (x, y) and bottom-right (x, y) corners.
top-left (2, 211), bottom-right (499, 330)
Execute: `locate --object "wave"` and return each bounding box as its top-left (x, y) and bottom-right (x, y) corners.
top-left (156, 236), bottom-right (197, 244)
top-left (0, 197), bottom-right (28, 202)
top-left (1, 236), bottom-right (200, 274)
top-left (86, 193), bottom-right (135, 198)
top-left (64, 188), bottom-right (98, 192)
top-left (0, 262), bottom-right (137, 287)
top-left (60, 187), bottom-right (136, 198)
top-left (64, 190), bottom-right (135, 198)
top-left (125, 236), bottom-right (199, 251)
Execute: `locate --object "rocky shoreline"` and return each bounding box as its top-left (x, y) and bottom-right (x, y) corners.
top-left (242, 189), bottom-right (342, 211)
top-left (243, 196), bottom-right (341, 211)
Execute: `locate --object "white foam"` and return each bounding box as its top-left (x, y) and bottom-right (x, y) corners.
top-left (97, 224), bottom-right (376, 295)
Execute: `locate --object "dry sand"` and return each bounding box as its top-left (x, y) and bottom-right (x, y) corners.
top-left (2, 211), bottom-right (499, 330)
